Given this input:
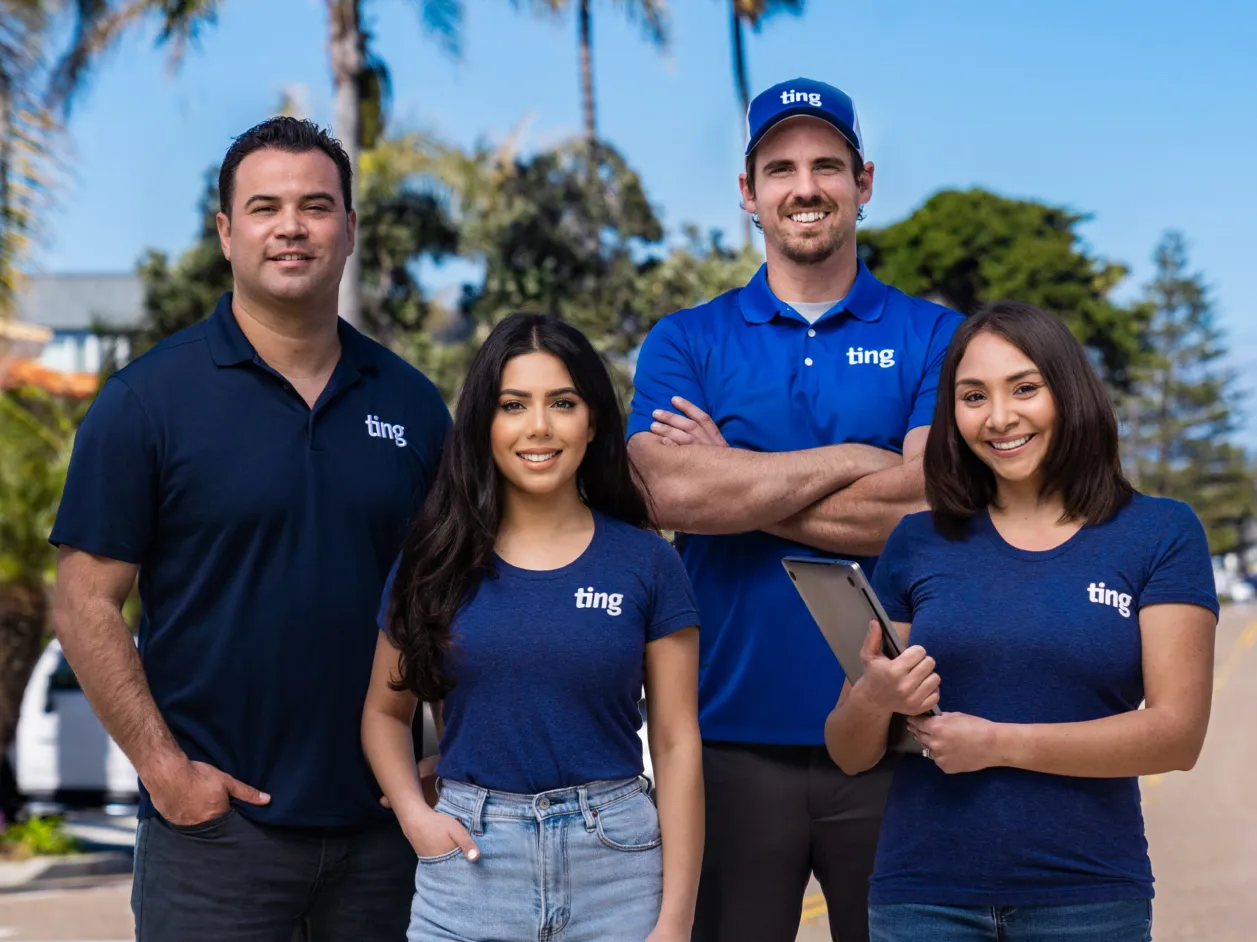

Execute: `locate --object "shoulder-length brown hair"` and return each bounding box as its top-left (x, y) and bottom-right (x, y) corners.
top-left (924, 301), bottom-right (1133, 538)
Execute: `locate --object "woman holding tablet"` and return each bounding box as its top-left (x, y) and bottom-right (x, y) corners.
top-left (825, 301), bottom-right (1218, 942)
top-left (362, 313), bottom-right (702, 942)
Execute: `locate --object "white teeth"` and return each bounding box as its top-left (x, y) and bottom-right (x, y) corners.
top-left (520, 452), bottom-right (557, 463)
top-left (989, 435), bottom-right (1032, 451)
top-left (275, 254), bottom-right (308, 260)
top-left (790, 211), bottom-right (828, 223)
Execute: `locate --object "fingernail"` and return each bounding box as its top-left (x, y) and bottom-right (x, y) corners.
top-left (652, 409), bottom-right (664, 417)
top-left (467, 848), bottom-right (479, 861)
top-left (651, 422), bottom-right (663, 431)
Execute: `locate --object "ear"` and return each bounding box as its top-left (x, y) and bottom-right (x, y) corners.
top-left (858, 161), bottom-right (875, 208)
top-left (346, 207), bottom-right (357, 256)
top-left (216, 212), bottom-right (232, 261)
top-left (738, 172), bottom-right (757, 219)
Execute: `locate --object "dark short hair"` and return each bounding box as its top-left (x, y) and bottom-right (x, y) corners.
top-left (924, 300), bottom-right (1133, 537)
top-left (742, 139), bottom-right (866, 230)
top-left (218, 117), bottom-right (353, 217)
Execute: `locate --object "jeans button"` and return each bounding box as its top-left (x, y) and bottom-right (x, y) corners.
top-left (538, 797), bottom-right (550, 811)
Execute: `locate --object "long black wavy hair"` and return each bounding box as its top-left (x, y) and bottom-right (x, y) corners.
top-left (386, 312), bottom-right (655, 701)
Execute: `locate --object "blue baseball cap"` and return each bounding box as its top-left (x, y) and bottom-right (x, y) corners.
top-left (745, 78), bottom-right (864, 159)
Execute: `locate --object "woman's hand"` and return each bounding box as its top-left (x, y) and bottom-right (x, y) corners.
top-left (398, 806), bottom-right (481, 861)
top-left (907, 713), bottom-right (1002, 774)
top-left (645, 922), bottom-right (691, 942)
top-left (853, 620), bottom-right (941, 716)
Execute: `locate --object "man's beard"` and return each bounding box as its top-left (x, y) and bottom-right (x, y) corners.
top-left (770, 202), bottom-right (849, 265)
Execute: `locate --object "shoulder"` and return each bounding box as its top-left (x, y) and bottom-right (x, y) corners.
top-left (109, 320), bottom-right (213, 397)
top-left (882, 284), bottom-right (966, 339)
top-left (1107, 492), bottom-right (1206, 538)
top-left (646, 286), bottom-right (744, 342)
top-left (362, 337), bottom-right (446, 409)
top-left (596, 515), bottom-right (669, 553)
top-left (888, 509), bottom-right (945, 545)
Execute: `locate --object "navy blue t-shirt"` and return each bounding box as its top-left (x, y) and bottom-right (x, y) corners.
top-left (50, 294), bottom-right (451, 827)
top-left (380, 513), bottom-right (700, 794)
top-left (869, 495), bottom-right (1219, 906)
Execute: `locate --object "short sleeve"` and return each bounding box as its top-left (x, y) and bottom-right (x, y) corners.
top-left (49, 377), bottom-right (158, 564)
top-left (907, 311), bottom-right (965, 430)
top-left (871, 519), bottom-right (916, 622)
top-left (378, 553), bottom-right (401, 633)
top-left (646, 537), bottom-right (700, 642)
top-left (627, 315), bottom-right (708, 441)
top-left (1140, 502), bottom-right (1220, 617)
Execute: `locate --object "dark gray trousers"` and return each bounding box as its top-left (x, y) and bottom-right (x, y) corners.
top-left (693, 742), bottom-right (897, 942)
top-left (131, 808), bottom-right (415, 942)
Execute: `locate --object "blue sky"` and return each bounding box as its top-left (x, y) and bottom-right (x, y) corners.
top-left (35, 0), bottom-right (1257, 426)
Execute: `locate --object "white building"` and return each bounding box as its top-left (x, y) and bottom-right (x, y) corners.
top-left (14, 273), bottom-right (142, 375)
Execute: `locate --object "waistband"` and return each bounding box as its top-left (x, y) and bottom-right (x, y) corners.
top-left (436, 776), bottom-right (650, 836)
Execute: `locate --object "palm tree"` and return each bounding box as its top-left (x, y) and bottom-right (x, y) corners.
top-left (728, 0), bottom-right (804, 244)
top-left (519, 0), bottom-right (669, 152)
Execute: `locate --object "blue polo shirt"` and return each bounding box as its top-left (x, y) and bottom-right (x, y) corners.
top-left (50, 293), bottom-right (450, 828)
top-left (627, 261), bottom-right (963, 745)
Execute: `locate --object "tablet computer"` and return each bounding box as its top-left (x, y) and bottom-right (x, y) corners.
top-left (782, 556), bottom-right (938, 754)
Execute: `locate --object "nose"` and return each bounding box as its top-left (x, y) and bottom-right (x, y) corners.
top-left (793, 168), bottom-right (822, 202)
top-left (526, 404), bottom-right (552, 438)
top-left (986, 393), bottom-right (1017, 432)
top-left (273, 204), bottom-right (308, 240)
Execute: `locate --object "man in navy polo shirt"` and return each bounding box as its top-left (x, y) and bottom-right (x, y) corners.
top-left (628, 79), bottom-right (964, 941)
top-left (49, 118), bottom-right (449, 941)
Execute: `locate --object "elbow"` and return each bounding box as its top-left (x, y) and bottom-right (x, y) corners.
top-left (827, 744), bottom-right (880, 777)
top-left (1171, 733), bottom-right (1207, 773)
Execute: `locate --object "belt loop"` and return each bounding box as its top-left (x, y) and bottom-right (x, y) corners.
top-left (578, 785), bottom-right (596, 832)
top-left (469, 787), bottom-right (488, 836)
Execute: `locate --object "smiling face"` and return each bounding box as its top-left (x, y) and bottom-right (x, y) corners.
top-left (739, 117), bottom-right (873, 266)
top-left (216, 147), bottom-right (355, 309)
top-left (491, 351), bottom-right (595, 502)
top-left (954, 331), bottom-right (1059, 491)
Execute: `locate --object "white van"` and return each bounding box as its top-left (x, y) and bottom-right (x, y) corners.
top-left (13, 640), bottom-right (139, 806)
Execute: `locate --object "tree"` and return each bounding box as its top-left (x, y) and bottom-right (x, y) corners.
top-left (859, 188), bottom-right (1146, 390)
top-left (1120, 232), bottom-right (1252, 554)
top-left (519, 0), bottom-right (668, 152)
top-left (726, 0), bottom-right (804, 245)
top-left (0, 385), bottom-right (83, 777)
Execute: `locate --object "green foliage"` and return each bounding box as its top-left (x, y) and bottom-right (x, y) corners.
top-left (860, 188), bottom-right (1145, 389)
top-left (0, 387), bottom-right (82, 585)
top-left (1119, 232), bottom-right (1252, 554)
top-left (0, 815), bottom-right (79, 857)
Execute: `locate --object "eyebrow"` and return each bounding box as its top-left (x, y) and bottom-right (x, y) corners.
top-left (956, 369), bottom-right (1043, 387)
top-left (242, 191), bottom-right (339, 209)
top-left (499, 387), bottom-right (579, 398)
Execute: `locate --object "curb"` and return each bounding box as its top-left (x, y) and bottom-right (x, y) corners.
top-left (0, 850), bottom-right (133, 893)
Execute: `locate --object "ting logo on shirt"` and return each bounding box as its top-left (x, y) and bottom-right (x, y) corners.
top-left (1088, 581), bottom-right (1132, 618)
top-left (847, 347), bottom-right (896, 368)
top-left (575, 586), bottom-right (624, 617)
top-left (365, 414), bottom-right (407, 448)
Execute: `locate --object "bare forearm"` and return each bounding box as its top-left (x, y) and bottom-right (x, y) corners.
top-left (632, 436), bottom-right (898, 534)
top-left (362, 705), bottom-right (428, 820)
top-left (825, 683), bottom-right (894, 775)
top-left (995, 707), bottom-right (1208, 778)
top-left (52, 599), bottom-right (182, 779)
top-left (651, 737), bottom-right (704, 932)
top-left (766, 459), bottom-right (927, 555)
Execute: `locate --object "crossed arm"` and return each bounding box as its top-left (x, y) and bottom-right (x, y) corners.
top-left (629, 397), bottom-right (929, 556)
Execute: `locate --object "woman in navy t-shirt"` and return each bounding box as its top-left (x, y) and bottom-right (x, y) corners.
top-left (362, 313), bottom-right (703, 942)
top-left (825, 301), bottom-right (1218, 942)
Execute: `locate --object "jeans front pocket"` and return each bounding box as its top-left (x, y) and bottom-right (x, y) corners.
top-left (594, 789), bottom-right (662, 852)
top-left (162, 807), bottom-right (237, 837)
top-left (416, 798), bottom-right (474, 865)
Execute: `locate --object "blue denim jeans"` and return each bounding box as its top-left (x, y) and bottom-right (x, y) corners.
top-left (869, 900), bottom-right (1153, 942)
top-left (408, 776), bottom-right (663, 941)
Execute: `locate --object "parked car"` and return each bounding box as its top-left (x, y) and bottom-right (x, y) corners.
top-left (12, 639), bottom-right (139, 807)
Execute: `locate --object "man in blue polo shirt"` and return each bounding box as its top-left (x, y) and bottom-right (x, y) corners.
top-left (49, 118), bottom-right (449, 941)
top-left (628, 79), bottom-right (964, 941)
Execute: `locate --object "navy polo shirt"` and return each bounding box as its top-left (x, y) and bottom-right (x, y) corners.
top-left (627, 261), bottom-right (963, 745)
top-left (50, 293), bottom-right (450, 827)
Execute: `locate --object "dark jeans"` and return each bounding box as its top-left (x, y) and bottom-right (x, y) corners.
top-left (694, 742), bottom-right (896, 942)
top-left (131, 808), bottom-right (415, 942)
top-left (868, 900), bottom-right (1153, 942)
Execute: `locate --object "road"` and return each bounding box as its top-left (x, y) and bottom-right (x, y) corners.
top-left (1, 604), bottom-right (1253, 942)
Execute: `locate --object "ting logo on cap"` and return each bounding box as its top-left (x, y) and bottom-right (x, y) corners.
top-left (781, 89), bottom-right (823, 107)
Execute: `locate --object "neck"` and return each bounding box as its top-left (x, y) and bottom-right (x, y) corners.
top-left (498, 481), bottom-right (591, 539)
top-left (231, 286), bottom-right (341, 378)
top-left (991, 477), bottom-right (1064, 523)
top-left (764, 240), bottom-right (859, 304)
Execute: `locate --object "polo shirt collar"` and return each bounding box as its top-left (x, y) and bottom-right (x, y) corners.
top-left (206, 291), bottom-right (380, 374)
top-left (738, 259), bottom-right (888, 325)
